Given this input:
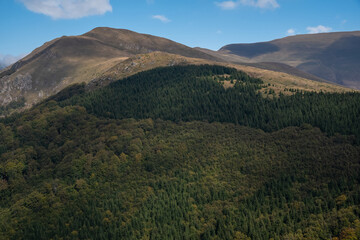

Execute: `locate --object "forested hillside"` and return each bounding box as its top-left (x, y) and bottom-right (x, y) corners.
top-left (1, 65), bottom-right (360, 239)
top-left (62, 65), bottom-right (360, 143)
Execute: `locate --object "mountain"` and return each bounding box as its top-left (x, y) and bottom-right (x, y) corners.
top-left (0, 27), bottom-right (218, 108)
top-left (0, 27), bottom-right (355, 116)
top-left (1, 65), bottom-right (359, 239)
top-left (219, 31), bottom-right (360, 89)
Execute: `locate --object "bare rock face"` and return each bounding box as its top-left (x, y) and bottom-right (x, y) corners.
top-left (0, 73), bottom-right (32, 105)
top-left (13, 74), bottom-right (33, 91)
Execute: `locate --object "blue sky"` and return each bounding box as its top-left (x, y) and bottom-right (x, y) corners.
top-left (0, 0), bottom-right (359, 66)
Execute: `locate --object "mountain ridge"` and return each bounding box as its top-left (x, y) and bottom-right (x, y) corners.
top-left (219, 31), bottom-right (360, 89)
top-left (0, 27), bottom-right (357, 116)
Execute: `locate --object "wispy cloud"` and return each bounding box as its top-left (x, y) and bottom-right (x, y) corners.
top-left (287, 28), bottom-right (295, 36)
top-left (215, 1), bottom-right (237, 10)
top-left (19, 0), bottom-right (112, 19)
top-left (306, 25), bottom-right (332, 34)
top-left (152, 15), bottom-right (171, 23)
top-left (0, 54), bottom-right (27, 69)
top-left (215, 0), bottom-right (279, 10)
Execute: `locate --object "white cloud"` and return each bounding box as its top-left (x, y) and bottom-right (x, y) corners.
top-left (215, 0), bottom-right (279, 10)
top-left (152, 15), bottom-right (171, 23)
top-left (146, 0), bottom-right (154, 4)
top-left (287, 28), bottom-right (295, 36)
top-left (216, 30), bottom-right (223, 34)
top-left (0, 54), bottom-right (27, 69)
top-left (19, 0), bottom-right (112, 19)
top-left (342, 19), bottom-right (347, 25)
top-left (306, 25), bottom-right (332, 34)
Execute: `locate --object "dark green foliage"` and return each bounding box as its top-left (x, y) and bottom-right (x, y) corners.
top-left (60, 65), bottom-right (360, 143)
top-left (0, 105), bottom-right (359, 239)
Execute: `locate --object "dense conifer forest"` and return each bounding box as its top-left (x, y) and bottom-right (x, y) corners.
top-left (1, 65), bottom-right (360, 239)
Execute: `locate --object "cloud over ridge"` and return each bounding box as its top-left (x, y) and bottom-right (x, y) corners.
top-left (19, 0), bottom-right (112, 19)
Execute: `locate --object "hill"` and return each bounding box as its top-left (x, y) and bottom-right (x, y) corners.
top-left (1, 65), bottom-right (359, 239)
top-left (219, 31), bottom-right (360, 89)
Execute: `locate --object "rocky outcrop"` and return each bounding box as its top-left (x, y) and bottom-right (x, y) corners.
top-left (0, 73), bottom-right (32, 105)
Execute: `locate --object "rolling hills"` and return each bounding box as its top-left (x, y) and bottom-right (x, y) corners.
top-left (219, 31), bottom-right (360, 89)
